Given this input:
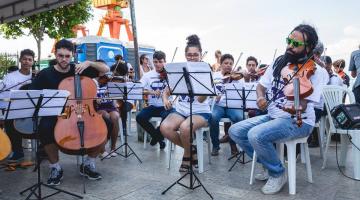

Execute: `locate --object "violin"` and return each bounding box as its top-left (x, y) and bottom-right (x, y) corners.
top-left (281, 59), bottom-right (316, 127)
top-left (222, 71), bottom-right (244, 83)
top-left (159, 68), bottom-right (167, 81)
top-left (54, 74), bottom-right (107, 155)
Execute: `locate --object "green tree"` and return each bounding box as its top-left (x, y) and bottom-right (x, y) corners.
top-left (0, 53), bottom-right (17, 78)
top-left (0, 1), bottom-right (93, 67)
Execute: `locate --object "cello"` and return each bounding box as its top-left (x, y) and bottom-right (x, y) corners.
top-left (54, 74), bottom-right (107, 155)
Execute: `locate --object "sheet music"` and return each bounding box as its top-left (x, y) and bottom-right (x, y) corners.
top-left (224, 82), bottom-right (244, 109)
top-left (165, 62), bottom-right (215, 95)
top-left (107, 82), bottom-right (143, 100)
top-left (39, 90), bottom-right (70, 117)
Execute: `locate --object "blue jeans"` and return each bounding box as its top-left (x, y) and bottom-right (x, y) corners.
top-left (229, 114), bottom-right (313, 177)
top-left (136, 105), bottom-right (173, 140)
top-left (210, 105), bottom-right (243, 150)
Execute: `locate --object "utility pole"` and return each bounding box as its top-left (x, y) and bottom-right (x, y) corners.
top-left (129, 0), bottom-right (140, 81)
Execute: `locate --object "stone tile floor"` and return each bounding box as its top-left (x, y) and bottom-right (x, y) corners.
top-left (1, 123), bottom-right (360, 200)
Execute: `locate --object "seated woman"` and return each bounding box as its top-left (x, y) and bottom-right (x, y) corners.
top-left (160, 34), bottom-right (211, 172)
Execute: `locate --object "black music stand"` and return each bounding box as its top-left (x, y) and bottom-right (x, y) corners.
top-left (3, 90), bottom-right (82, 200)
top-left (101, 82), bottom-right (142, 163)
top-left (161, 62), bottom-right (216, 199)
top-left (224, 82), bottom-right (256, 171)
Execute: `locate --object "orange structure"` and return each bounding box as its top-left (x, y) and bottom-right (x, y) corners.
top-left (94, 0), bottom-right (134, 41)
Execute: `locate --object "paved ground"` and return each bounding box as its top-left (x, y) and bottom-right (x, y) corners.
top-left (1, 120), bottom-right (360, 200)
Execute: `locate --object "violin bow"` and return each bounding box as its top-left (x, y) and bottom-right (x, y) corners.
top-left (201, 51), bottom-right (208, 61)
top-left (232, 52), bottom-right (243, 72)
top-left (272, 49), bottom-right (277, 62)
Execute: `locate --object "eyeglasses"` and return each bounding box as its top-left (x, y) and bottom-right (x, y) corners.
top-left (57, 54), bottom-right (71, 59)
top-left (286, 37), bottom-right (307, 48)
top-left (186, 53), bottom-right (200, 58)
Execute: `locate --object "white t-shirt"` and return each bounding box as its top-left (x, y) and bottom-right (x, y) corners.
top-left (175, 95), bottom-right (210, 117)
top-left (329, 73), bottom-right (344, 86)
top-left (213, 71), bottom-right (243, 107)
top-left (313, 66), bottom-right (329, 110)
top-left (259, 62), bottom-right (324, 126)
top-left (140, 70), bottom-right (166, 107)
top-left (2, 70), bottom-right (32, 90)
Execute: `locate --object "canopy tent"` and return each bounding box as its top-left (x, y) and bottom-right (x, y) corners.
top-left (0, 0), bottom-right (79, 24)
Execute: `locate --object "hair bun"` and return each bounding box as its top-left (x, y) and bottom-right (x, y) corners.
top-left (186, 34), bottom-right (200, 46)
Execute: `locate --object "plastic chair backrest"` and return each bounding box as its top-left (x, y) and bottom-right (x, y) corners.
top-left (322, 85), bottom-right (355, 131)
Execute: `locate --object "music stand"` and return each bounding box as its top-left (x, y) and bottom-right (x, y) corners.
top-left (2, 89), bottom-right (82, 200)
top-left (161, 62), bottom-right (216, 199)
top-left (224, 82), bottom-right (256, 171)
top-left (101, 82), bottom-right (142, 163)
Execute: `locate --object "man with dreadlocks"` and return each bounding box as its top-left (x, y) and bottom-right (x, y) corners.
top-left (229, 24), bottom-right (325, 194)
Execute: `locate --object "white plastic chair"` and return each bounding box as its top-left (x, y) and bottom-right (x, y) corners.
top-left (249, 137), bottom-right (313, 195)
top-left (143, 117), bottom-right (162, 149)
top-left (321, 85), bottom-right (360, 178)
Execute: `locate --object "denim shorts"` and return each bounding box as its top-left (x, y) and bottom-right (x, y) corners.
top-left (170, 110), bottom-right (212, 123)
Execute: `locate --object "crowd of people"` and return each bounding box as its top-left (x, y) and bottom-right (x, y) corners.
top-left (1, 23), bottom-right (360, 195)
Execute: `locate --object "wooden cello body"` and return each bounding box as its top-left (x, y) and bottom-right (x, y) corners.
top-left (54, 75), bottom-right (107, 155)
top-left (0, 129), bottom-right (11, 161)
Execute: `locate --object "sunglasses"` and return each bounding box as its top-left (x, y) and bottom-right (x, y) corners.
top-left (57, 54), bottom-right (71, 59)
top-left (286, 37), bottom-right (307, 48)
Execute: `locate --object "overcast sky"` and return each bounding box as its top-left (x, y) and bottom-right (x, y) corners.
top-left (1, 0), bottom-right (359, 70)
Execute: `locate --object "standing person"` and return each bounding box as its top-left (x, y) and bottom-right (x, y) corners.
top-left (2, 49), bottom-right (34, 162)
top-left (333, 59), bottom-right (350, 87)
top-left (136, 51), bottom-right (172, 149)
top-left (349, 45), bottom-right (360, 103)
top-left (211, 50), bottom-right (222, 72)
top-left (160, 35), bottom-right (211, 172)
top-left (229, 24), bottom-right (325, 194)
top-left (210, 54), bottom-right (243, 156)
top-left (139, 54), bottom-right (152, 78)
top-left (31, 39), bottom-right (109, 186)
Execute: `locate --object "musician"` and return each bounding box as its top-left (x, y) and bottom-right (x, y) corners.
top-left (136, 51), bottom-right (170, 149)
top-left (94, 60), bottom-right (119, 158)
top-left (229, 24), bottom-right (325, 194)
top-left (333, 59), bottom-right (350, 87)
top-left (210, 54), bottom-right (243, 156)
top-left (160, 34), bottom-right (211, 172)
top-left (211, 50), bottom-right (222, 72)
top-left (243, 56), bottom-right (260, 82)
top-left (2, 49), bottom-right (34, 162)
top-left (139, 54), bottom-right (153, 78)
top-left (349, 45), bottom-right (360, 103)
top-left (30, 39), bottom-right (109, 186)
top-left (323, 56), bottom-right (343, 86)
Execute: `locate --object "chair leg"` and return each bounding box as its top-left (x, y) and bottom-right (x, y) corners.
top-left (249, 151), bottom-right (257, 185)
top-left (318, 116), bottom-right (326, 158)
top-left (118, 119), bottom-right (124, 146)
top-left (322, 131), bottom-right (332, 169)
top-left (196, 129), bottom-right (204, 173)
top-left (287, 142), bottom-right (297, 195)
top-left (339, 134), bottom-right (349, 167)
top-left (300, 143), bottom-right (306, 164)
top-left (143, 132), bottom-right (147, 149)
top-left (166, 139), bottom-right (171, 169)
top-left (303, 143), bottom-right (313, 183)
top-left (206, 130), bottom-right (211, 164)
top-left (351, 133), bottom-right (360, 179)
top-left (277, 143), bottom-right (285, 164)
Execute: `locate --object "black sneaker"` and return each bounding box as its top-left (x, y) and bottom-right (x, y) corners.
top-left (79, 164), bottom-right (102, 180)
top-left (159, 140), bottom-right (166, 150)
top-left (150, 137), bottom-right (158, 146)
top-left (7, 151), bottom-right (24, 163)
top-left (46, 167), bottom-right (63, 186)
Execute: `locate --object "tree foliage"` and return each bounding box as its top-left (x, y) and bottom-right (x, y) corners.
top-left (0, 53), bottom-right (17, 78)
top-left (0, 0), bottom-right (93, 63)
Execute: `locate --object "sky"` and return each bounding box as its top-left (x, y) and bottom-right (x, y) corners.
top-left (0, 0), bottom-right (360, 71)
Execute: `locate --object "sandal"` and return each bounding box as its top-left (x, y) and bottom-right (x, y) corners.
top-left (179, 157), bottom-right (191, 172)
top-left (191, 145), bottom-right (198, 168)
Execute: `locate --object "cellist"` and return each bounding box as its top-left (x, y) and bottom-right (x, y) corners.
top-left (229, 24), bottom-right (326, 194)
top-left (30, 39), bottom-right (109, 186)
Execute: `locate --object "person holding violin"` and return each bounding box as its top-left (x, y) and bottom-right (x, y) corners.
top-left (136, 51), bottom-right (172, 149)
top-left (1, 49), bottom-right (35, 163)
top-left (210, 54), bottom-right (244, 156)
top-left (160, 34), bottom-right (211, 172)
top-left (333, 59), bottom-right (350, 87)
top-left (30, 39), bottom-right (109, 186)
top-left (229, 24), bottom-right (325, 194)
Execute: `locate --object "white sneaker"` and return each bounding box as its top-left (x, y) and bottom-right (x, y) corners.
top-left (110, 152), bottom-right (118, 157)
top-left (99, 151), bottom-right (110, 159)
top-left (261, 173), bottom-right (287, 195)
top-left (255, 168), bottom-right (269, 181)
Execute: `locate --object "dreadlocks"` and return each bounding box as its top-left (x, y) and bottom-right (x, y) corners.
top-left (272, 24), bottom-right (318, 83)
